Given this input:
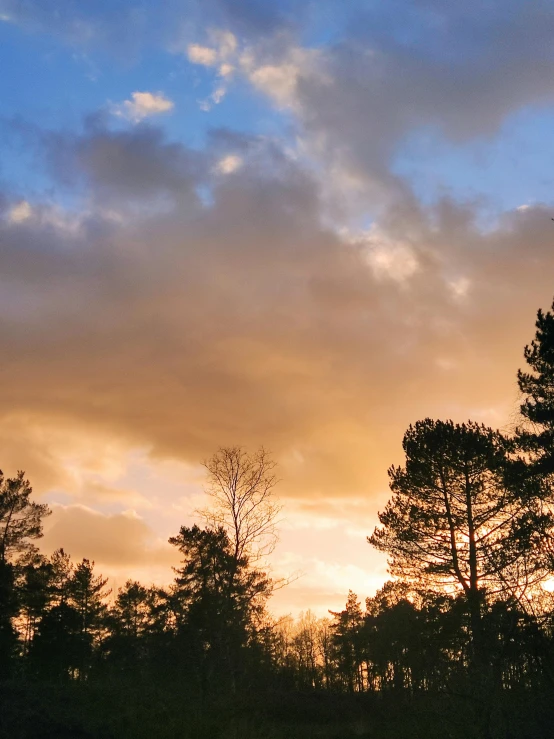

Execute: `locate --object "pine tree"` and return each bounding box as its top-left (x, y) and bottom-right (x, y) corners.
top-left (329, 591), bottom-right (365, 692)
top-left (517, 299), bottom-right (554, 474)
top-left (369, 420), bottom-right (553, 665)
top-left (67, 559), bottom-right (110, 678)
top-left (0, 470), bottom-right (50, 564)
top-left (169, 525), bottom-right (271, 693)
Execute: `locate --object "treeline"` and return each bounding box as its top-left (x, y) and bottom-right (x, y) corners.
top-left (3, 301), bottom-right (554, 738)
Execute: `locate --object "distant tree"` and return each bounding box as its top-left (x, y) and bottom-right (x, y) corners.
top-left (104, 580), bottom-right (164, 671)
top-left (48, 548), bottom-right (73, 606)
top-left (198, 447), bottom-right (281, 563)
top-left (69, 559), bottom-right (110, 637)
top-left (17, 552), bottom-right (53, 653)
top-left (111, 580), bottom-right (157, 640)
top-left (0, 470), bottom-right (50, 564)
top-left (329, 591), bottom-right (365, 692)
top-left (67, 559), bottom-right (110, 677)
top-left (27, 549), bottom-right (81, 679)
top-left (290, 611), bottom-right (325, 690)
top-left (368, 419), bottom-right (554, 671)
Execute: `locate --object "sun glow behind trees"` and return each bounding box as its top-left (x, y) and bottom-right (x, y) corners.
top-left (4, 299), bottom-right (554, 736)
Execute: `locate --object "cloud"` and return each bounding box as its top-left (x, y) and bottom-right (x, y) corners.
top-left (215, 154), bottom-right (242, 174)
top-left (112, 92), bottom-right (174, 123)
top-left (8, 200), bottom-right (32, 223)
top-left (179, 2), bottom-right (554, 208)
top-left (41, 504), bottom-right (176, 570)
top-left (44, 125), bottom-right (203, 206)
top-left (5, 0), bottom-right (554, 610)
top-left (186, 31), bottom-right (239, 110)
top-left (187, 43), bottom-right (218, 67)
top-left (2, 121), bottom-right (554, 515)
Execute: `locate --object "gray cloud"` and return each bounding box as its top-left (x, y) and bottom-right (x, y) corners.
top-left (233, 1), bottom-right (554, 206)
top-left (1, 122), bottom-right (553, 508)
top-left (3, 0), bottom-right (554, 605)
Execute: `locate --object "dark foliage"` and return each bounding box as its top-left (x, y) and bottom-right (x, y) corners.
top-left (5, 300), bottom-right (554, 737)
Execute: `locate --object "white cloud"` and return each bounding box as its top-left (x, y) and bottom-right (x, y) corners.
top-left (216, 154), bottom-right (243, 174)
top-left (187, 43), bottom-right (218, 66)
top-left (186, 33), bottom-right (320, 113)
top-left (247, 63), bottom-right (300, 108)
top-left (211, 85), bottom-right (226, 104)
top-left (367, 243), bottom-right (419, 282)
top-left (239, 46), bottom-right (324, 111)
top-left (345, 227), bottom-right (419, 283)
top-left (219, 62), bottom-right (234, 78)
top-left (187, 31), bottom-right (239, 111)
top-left (199, 85), bottom-right (227, 111)
top-left (112, 91), bottom-right (174, 123)
top-left (213, 30), bottom-right (237, 58)
top-left (187, 31), bottom-right (237, 69)
top-left (8, 200), bottom-right (32, 223)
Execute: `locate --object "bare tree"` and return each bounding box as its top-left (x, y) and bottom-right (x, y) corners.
top-left (197, 447), bottom-right (281, 564)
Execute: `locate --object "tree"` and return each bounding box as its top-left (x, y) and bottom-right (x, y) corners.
top-left (368, 420), bottom-right (553, 666)
top-left (0, 470), bottom-right (50, 675)
top-left (69, 559), bottom-right (110, 637)
top-left (329, 591), bottom-right (365, 692)
top-left (0, 470), bottom-right (50, 563)
top-left (67, 559), bottom-right (110, 677)
top-left (198, 447), bottom-right (281, 563)
top-left (105, 580), bottom-right (164, 671)
top-left (169, 524), bottom-right (272, 693)
top-left (27, 549), bottom-right (81, 679)
top-left (111, 580), bottom-right (158, 641)
top-left (517, 298), bottom-right (554, 476)
top-left (17, 551), bottom-right (53, 653)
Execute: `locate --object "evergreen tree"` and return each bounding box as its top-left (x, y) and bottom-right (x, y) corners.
top-left (329, 591), bottom-right (364, 692)
top-left (0, 470), bottom-right (50, 676)
top-left (368, 420), bottom-right (553, 667)
top-left (28, 549), bottom-right (82, 679)
top-left (0, 470), bottom-right (50, 564)
top-left (105, 580), bottom-right (165, 671)
top-left (169, 525), bottom-right (271, 692)
top-left (67, 559), bottom-right (110, 677)
top-left (517, 299), bottom-right (554, 475)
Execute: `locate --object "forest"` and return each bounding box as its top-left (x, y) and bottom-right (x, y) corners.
top-left (3, 300), bottom-right (554, 739)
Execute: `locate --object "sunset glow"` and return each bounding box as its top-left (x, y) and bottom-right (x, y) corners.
top-left (2, 0), bottom-right (554, 618)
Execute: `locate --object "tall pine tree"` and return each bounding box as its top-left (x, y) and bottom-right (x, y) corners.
top-left (517, 299), bottom-right (554, 475)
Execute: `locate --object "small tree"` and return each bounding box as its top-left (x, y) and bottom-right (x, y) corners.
top-left (198, 447), bottom-right (281, 564)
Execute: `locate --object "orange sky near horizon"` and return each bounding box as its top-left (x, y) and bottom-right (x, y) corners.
top-left (3, 0), bottom-right (554, 616)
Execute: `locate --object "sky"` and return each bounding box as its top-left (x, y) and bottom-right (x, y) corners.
top-left (2, 0), bottom-right (554, 615)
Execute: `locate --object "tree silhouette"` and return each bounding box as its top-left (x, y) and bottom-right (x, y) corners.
top-left (329, 591), bottom-right (365, 692)
top-left (368, 419), bottom-right (553, 670)
top-left (198, 447), bottom-right (281, 563)
top-left (0, 470), bottom-right (50, 564)
top-left (517, 299), bottom-right (554, 475)
top-left (169, 524), bottom-right (272, 693)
